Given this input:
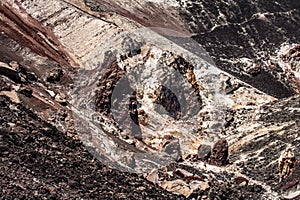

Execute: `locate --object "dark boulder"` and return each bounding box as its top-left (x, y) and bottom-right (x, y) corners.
top-left (209, 138), bottom-right (229, 166)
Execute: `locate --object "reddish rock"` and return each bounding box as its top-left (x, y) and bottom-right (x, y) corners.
top-left (209, 138), bottom-right (229, 166)
top-left (234, 176), bottom-right (249, 186)
top-left (281, 178), bottom-right (298, 192)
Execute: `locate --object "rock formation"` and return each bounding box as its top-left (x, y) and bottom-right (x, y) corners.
top-left (0, 0), bottom-right (299, 199)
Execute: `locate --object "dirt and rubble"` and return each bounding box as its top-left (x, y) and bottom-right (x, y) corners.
top-left (0, 0), bottom-right (300, 199)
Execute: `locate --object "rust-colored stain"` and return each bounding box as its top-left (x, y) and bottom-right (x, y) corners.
top-left (0, 1), bottom-right (78, 67)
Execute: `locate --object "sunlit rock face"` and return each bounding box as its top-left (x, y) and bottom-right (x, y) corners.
top-left (72, 39), bottom-right (231, 173)
top-left (0, 0), bottom-right (300, 199)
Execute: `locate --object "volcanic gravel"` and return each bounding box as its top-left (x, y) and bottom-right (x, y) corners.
top-left (0, 96), bottom-right (184, 199)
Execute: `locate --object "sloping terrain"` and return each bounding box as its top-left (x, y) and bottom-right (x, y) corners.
top-left (0, 0), bottom-right (299, 199)
top-left (0, 96), bottom-right (184, 199)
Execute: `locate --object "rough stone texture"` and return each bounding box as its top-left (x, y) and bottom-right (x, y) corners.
top-left (95, 62), bottom-right (125, 117)
top-left (177, 0), bottom-right (300, 98)
top-left (0, 96), bottom-right (184, 199)
top-left (197, 144), bottom-right (211, 162)
top-left (0, 0), bottom-right (300, 199)
top-left (209, 138), bottom-right (229, 166)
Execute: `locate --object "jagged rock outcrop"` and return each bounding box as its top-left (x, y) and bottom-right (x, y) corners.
top-left (0, 0), bottom-right (299, 199)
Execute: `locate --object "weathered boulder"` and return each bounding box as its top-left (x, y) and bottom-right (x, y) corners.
top-left (209, 138), bottom-right (229, 166)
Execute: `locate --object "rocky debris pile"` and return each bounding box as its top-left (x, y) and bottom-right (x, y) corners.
top-left (144, 162), bottom-right (266, 199)
top-left (0, 96), bottom-right (185, 199)
top-left (91, 45), bottom-right (210, 164)
top-left (177, 0), bottom-right (299, 99)
top-left (0, 0), bottom-right (300, 199)
top-left (227, 95), bottom-right (300, 199)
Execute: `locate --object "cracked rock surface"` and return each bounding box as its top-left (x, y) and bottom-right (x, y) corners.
top-left (0, 0), bottom-right (299, 199)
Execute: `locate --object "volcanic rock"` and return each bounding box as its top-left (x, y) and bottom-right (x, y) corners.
top-left (0, 0), bottom-right (299, 199)
top-left (209, 138), bottom-right (229, 166)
